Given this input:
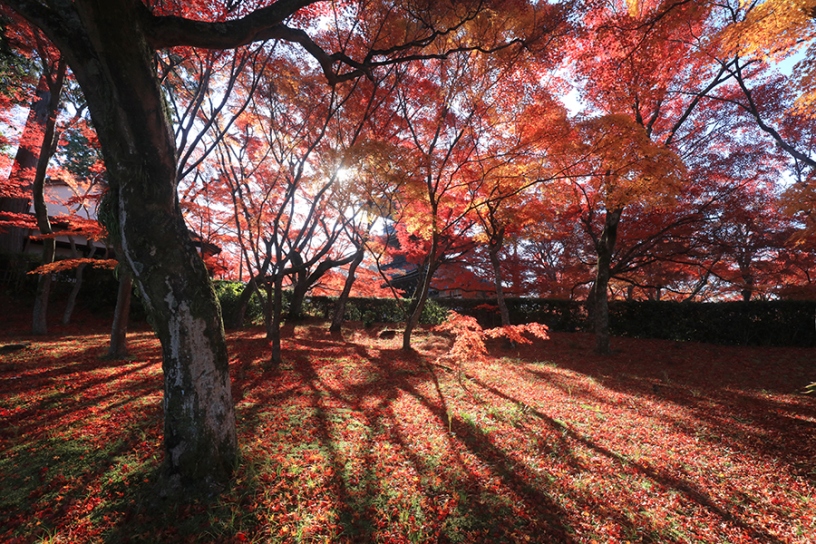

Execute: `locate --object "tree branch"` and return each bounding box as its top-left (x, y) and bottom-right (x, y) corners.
top-left (140, 0), bottom-right (316, 50)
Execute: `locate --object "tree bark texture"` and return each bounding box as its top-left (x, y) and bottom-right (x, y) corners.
top-left (593, 208), bottom-right (622, 354)
top-left (403, 260), bottom-right (436, 351)
top-left (269, 275), bottom-right (284, 364)
top-left (62, 261), bottom-right (85, 325)
top-left (10, 0), bottom-right (237, 489)
top-left (31, 246), bottom-right (54, 335)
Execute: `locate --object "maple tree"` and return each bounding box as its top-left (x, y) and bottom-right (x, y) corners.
top-left (557, 0), bottom-right (802, 351)
top-left (4, 0), bottom-right (551, 490)
top-left (0, 9), bottom-right (41, 255)
top-left (0, 16), bottom-right (73, 335)
top-left (551, 113), bottom-right (687, 353)
top-left (464, 66), bottom-right (570, 327)
top-left (208, 55), bottom-right (394, 363)
top-left (1, 0), bottom-right (814, 507)
top-left (386, 40), bottom-right (559, 349)
top-left (387, 54), bottom-right (484, 350)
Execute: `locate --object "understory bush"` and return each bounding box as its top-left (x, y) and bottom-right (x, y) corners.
top-left (213, 280), bottom-right (265, 326)
top-left (309, 296), bottom-right (450, 326)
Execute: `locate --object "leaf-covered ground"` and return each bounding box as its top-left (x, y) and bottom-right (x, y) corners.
top-left (1, 309), bottom-right (815, 543)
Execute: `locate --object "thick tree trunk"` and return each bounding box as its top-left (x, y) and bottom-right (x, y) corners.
top-left (288, 271), bottom-right (309, 321)
top-left (14, 1), bottom-right (237, 490)
top-left (108, 267), bottom-right (132, 358)
top-left (593, 208), bottom-right (622, 354)
top-left (0, 76), bottom-right (50, 255)
top-left (330, 246), bottom-right (365, 335)
top-left (488, 226), bottom-right (511, 328)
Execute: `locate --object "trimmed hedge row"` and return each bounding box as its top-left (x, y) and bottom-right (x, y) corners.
top-left (308, 296), bottom-right (450, 326)
top-left (309, 295), bottom-right (816, 347)
top-left (431, 298), bottom-right (586, 331)
top-left (608, 300), bottom-right (816, 347)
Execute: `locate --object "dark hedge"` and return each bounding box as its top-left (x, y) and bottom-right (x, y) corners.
top-left (608, 300), bottom-right (816, 347)
top-left (310, 295), bottom-right (816, 347)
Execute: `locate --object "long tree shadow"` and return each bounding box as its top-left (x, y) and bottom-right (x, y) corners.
top-left (464, 368), bottom-right (788, 543)
top-left (513, 333), bottom-right (816, 483)
top-left (8, 320), bottom-right (810, 542)
top-left (273, 329), bottom-right (579, 542)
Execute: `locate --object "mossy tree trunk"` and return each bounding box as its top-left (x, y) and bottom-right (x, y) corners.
top-left (11, 0), bottom-right (237, 490)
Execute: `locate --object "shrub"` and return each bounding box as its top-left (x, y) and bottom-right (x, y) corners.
top-left (419, 299), bottom-right (449, 325)
top-left (214, 280), bottom-right (265, 327)
top-left (434, 311), bottom-right (550, 364)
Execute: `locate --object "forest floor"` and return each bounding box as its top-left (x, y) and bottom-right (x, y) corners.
top-left (1, 302), bottom-right (815, 543)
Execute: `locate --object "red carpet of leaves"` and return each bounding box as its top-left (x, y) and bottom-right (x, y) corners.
top-left (1, 306), bottom-right (815, 543)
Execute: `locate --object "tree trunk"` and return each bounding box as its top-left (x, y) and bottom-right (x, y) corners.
top-left (31, 60), bottom-right (66, 335)
top-left (739, 260), bottom-right (754, 301)
top-left (0, 75), bottom-right (50, 255)
top-left (288, 271), bottom-right (310, 321)
top-left (330, 246), bottom-right (365, 335)
top-left (270, 275), bottom-right (284, 365)
top-left (593, 208), bottom-right (622, 354)
top-left (288, 256), bottom-right (356, 320)
top-left (63, 238), bottom-right (95, 325)
top-left (31, 245), bottom-right (54, 335)
top-left (13, 1), bottom-right (237, 490)
top-left (108, 267), bottom-right (133, 358)
top-left (264, 279), bottom-right (274, 338)
top-left (488, 226), bottom-right (511, 328)
top-left (403, 261), bottom-right (435, 351)
top-left (62, 262), bottom-right (86, 324)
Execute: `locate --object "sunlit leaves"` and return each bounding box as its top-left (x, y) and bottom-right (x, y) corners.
top-left (721, 0), bottom-right (816, 63)
top-left (571, 114), bottom-right (687, 210)
top-left (27, 257), bottom-right (117, 276)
